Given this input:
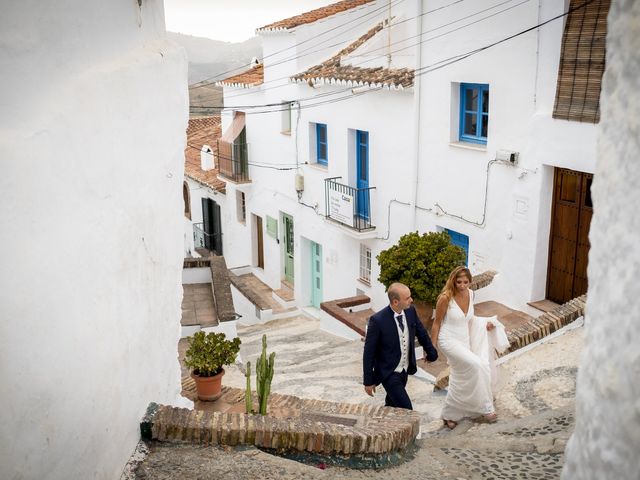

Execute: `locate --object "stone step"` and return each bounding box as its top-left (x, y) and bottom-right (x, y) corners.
top-left (320, 295), bottom-right (373, 337)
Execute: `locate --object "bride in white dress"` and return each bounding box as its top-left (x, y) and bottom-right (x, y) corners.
top-left (431, 266), bottom-right (498, 429)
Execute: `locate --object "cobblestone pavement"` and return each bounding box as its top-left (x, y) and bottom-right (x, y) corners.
top-left (129, 317), bottom-right (583, 479)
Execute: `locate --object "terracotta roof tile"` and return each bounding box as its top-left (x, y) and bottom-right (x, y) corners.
top-left (217, 64), bottom-right (263, 88)
top-left (185, 116), bottom-right (226, 194)
top-left (257, 0), bottom-right (374, 32)
top-left (291, 22), bottom-right (414, 90)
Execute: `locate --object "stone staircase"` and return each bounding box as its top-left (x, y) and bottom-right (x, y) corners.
top-left (228, 271), bottom-right (299, 323)
top-left (181, 256), bottom-right (240, 337)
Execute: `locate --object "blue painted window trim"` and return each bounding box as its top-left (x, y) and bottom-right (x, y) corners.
top-left (459, 83), bottom-right (489, 145)
top-left (445, 228), bottom-right (469, 266)
top-left (316, 123), bottom-right (328, 166)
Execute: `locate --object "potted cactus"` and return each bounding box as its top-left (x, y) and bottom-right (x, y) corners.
top-left (184, 331), bottom-right (241, 401)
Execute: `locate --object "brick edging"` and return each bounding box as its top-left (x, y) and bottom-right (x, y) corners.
top-left (142, 388), bottom-right (420, 456)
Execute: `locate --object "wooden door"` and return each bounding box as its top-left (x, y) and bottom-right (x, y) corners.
top-left (547, 168), bottom-right (593, 303)
top-left (356, 130), bottom-right (369, 220)
top-left (211, 201), bottom-right (223, 255)
top-left (310, 242), bottom-right (322, 308)
top-left (282, 213), bottom-right (294, 284)
top-left (202, 198), bottom-right (223, 255)
top-left (256, 216), bottom-right (264, 269)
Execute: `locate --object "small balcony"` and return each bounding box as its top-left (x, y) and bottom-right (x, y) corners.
top-left (193, 222), bottom-right (222, 255)
top-left (217, 141), bottom-right (250, 183)
top-left (324, 177), bottom-right (375, 232)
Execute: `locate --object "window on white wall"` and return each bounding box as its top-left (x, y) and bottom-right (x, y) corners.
top-left (309, 122), bottom-right (328, 167)
top-left (359, 244), bottom-right (372, 284)
top-left (459, 83), bottom-right (489, 144)
top-left (281, 101), bottom-right (293, 135)
top-left (236, 191), bottom-right (246, 224)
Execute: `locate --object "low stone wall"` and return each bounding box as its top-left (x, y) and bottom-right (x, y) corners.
top-left (470, 270), bottom-right (497, 290)
top-left (320, 295), bottom-right (372, 336)
top-left (505, 295), bottom-right (586, 353)
top-left (183, 257), bottom-right (211, 268)
top-left (141, 387), bottom-right (420, 456)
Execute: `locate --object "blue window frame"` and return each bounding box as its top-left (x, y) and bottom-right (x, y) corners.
top-left (316, 123), bottom-right (328, 166)
top-left (445, 228), bottom-right (469, 265)
top-left (460, 83), bottom-right (489, 144)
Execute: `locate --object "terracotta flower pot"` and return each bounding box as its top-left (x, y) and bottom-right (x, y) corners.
top-left (191, 368), bottom-right (225, 401)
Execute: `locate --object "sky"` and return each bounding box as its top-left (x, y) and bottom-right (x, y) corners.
top-left (164, 0), bottom-right (335, 43)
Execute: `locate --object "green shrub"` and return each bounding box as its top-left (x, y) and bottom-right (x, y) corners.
top-left (184, 331), bottom-right (241, 377)
top-left (377, 231), bottom-right (466, 305)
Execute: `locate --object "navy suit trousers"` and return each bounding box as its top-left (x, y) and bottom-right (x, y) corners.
top-left (382, 370), bottom-right (412, 410)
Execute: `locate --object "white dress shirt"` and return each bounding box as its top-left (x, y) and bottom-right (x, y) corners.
top-left (393, 311), bottom-right (409, 372)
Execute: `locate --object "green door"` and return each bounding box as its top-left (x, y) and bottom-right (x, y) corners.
top-left (310, 242), bottom-right (322, 307)
top-left (283, 213), bottom-right (294, 284)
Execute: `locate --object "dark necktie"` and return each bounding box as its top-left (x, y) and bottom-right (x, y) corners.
top-left (395, 314), bottom-right (404, 332)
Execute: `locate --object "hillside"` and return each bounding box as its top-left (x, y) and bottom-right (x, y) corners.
top-left (167, 32), bottom-right (261, 116)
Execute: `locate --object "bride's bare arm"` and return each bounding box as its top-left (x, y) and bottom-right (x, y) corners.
top-left (431, 295), bottom-right (448, 347)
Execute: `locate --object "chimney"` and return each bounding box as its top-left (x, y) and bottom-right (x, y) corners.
top-left (200, 145), bottom-right (214, 171)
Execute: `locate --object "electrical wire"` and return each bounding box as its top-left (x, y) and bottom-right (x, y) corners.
top-left (190, 0), bottom-right (591, 116)
top-left (190, 0), bottom-right (531, 110)
top-left (190, 0), bottom-right (468, 99)
top-left (189, 0), bottom-right (408, 89)
top-left (186, 143), bottom-right (301, 170)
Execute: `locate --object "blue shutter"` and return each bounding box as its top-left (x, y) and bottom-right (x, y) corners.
top-left (446, 228), bottom-right (469, 266)
top-left (316, 123), bottom-right (328, 166)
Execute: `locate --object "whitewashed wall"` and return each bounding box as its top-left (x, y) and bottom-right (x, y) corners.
top-left (222, 0), bottom-right (600, 314)
top-left (414, 0), bottom-right (598, 308)
top-left (0, 1), bottom-right (189, 479)
top-left (562, 2), bottom-right (640, 479)
top-left (224, 74), bottom-right (415, 309)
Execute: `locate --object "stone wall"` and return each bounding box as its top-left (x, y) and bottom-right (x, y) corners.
top-left (562, 3), bottom-right (640, 479)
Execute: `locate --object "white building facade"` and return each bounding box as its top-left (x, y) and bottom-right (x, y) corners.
top-left (0, 1), bottom-right (189, 478)
top-left (216, 0), bottom-right (603, 313)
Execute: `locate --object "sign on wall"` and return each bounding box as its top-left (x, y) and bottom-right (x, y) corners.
top-left (328, 190), bottom-right (354, 227)
top-left (266, 215), bottom-right (278, 239)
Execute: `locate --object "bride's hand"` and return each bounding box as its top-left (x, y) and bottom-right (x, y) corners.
top-left (486, 322), bottom-right (495, 331)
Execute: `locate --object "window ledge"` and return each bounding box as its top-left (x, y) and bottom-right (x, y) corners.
top-left (449, 141), bottom-right (487, 152)
top-left (357, 278), bottom-right (371, 287)
top-left (305, 163), bottom-right (328, 172)
top-left (280, 131), bottom-right (291, 136)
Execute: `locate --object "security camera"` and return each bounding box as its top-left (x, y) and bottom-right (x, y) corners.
top-left (496, 150), bottom-right (519, 165)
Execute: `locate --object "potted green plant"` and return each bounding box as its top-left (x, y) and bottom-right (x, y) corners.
top-left (377, 231), bottom-right (466, 330)
top-left (184, 331), bottom-right (241, 401)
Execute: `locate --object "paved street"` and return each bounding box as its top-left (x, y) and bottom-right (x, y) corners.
top-left (131, 315), bottom-right (583, 479)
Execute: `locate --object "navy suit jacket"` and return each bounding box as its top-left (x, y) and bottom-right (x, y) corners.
top-left (362, 305), bottom-right (438, 387)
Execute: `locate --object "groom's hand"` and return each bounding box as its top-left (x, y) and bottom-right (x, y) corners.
top-left (364, 385), bottom-right (376, 396)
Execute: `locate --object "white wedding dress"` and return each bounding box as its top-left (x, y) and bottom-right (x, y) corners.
top-left (439, 289), bottom-right (494, 421)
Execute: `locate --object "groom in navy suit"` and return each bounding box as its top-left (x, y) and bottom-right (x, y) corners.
top-left (363, 282), bottom-right (438, 409)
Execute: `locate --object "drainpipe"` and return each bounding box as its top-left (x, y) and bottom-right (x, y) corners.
top-left (410, 0), bottom-right (423, 231)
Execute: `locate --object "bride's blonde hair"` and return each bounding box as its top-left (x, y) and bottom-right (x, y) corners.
top-left (438, 266), bottom-right (472, 302)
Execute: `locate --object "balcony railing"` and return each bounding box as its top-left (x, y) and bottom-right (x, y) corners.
top-left (193, 222), bottom-right (221, 254)
top-left (217, 141), bottom-right (250, 183)
top-left (324, 177), bottom-right (375, 231)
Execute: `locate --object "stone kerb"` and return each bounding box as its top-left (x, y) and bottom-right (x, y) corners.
top-left (504, 295), bottom-right (586, 353)
top-left (141, 388), bottom-right (420, 456)
top-left (469, 270), bottom-right (497, 291)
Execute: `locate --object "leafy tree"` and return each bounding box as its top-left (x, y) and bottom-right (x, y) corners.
top-left (377, 231), bottom-right (466, 305)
